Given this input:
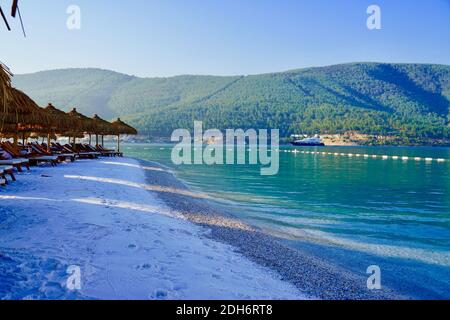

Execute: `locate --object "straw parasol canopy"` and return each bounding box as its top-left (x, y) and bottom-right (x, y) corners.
top-left (66, 108), bottom-right (96, 133)
top-left (110, 118), bottom-right (137, 152)
top-left (0, 63), bottom-right (13, 133)
top-left (45, 103), bottom-right (79, 134)
top-left (90, 114), bottom-right (116, 146)
top-left (1, 64), bottom-right (53, 145)
top-left (0, 63), bottom-right (32, 132)
top-left (91, 114), bottom-right (115, 135)
top-left (111, 118), bottom-right (138, 135)
top-left (1, 88), bottom-right (53, 134)
top-left (64, 108), bottom-right (97, 142)
top-left (31, 103), bottom-right (81, 150)
top-left (1, 64), bottom-right (42, 131)
top-left (0, 63), bottom-right (13, 112)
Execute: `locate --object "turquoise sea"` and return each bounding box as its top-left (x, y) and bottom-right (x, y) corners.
top-left (122, 143), bottom-right (450, 299)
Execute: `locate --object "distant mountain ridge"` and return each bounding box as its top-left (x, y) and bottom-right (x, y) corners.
top-left (12, 63), bottom-right (450, 143)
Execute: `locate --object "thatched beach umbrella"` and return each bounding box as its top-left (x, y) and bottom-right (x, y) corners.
top-left (66, 108), bottom-right (96, 143)
top-left (0, 64), bottom-right (13, 136)
top-left (41, 103), bottom-right (80, 150)
top-left (1, 63), bottom-right (13, 109)
top-left (2, 64), bottom-right (57, 142)
top-left (0, 64), bottom-right (21, 133)
top-left (1, 64), bottom-right (54, 147)
top-left (45, 103), bottom-right (77, 132)
top-left (1, 87), bottom-right (53, 145)
top-left (91, 114), bottom-right (115, 146)
top-left (111, 118), bottom-right (137, 152)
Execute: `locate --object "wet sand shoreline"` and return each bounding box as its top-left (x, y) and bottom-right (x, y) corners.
top-left (137, 158), bottom-right (403, 300)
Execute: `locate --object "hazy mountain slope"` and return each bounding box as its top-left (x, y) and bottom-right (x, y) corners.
top-left (13, 68), bottom-right (135, 119)
top-left (108, 75), bottom-right (243, 115)
top-left (13, 63), bottom-right (450, 140)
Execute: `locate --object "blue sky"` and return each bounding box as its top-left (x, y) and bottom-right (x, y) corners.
top-left (1, 0), bottom-right (449, 77)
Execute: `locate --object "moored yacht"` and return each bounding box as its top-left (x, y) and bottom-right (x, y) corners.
top-left (291, 135), bottom-right (325, 146)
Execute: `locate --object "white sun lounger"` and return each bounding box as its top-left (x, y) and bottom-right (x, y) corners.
top-left (76, 152), bottom-right (101, 159)
top-left (0, 158), bottom-right (30, 172)
top-left (80, 152), bottom-right (101, 156)
top-left (0, 165), bottom-right (15, 183)
top-left (29, 156), bottom-right (59, 167)
top-left (0, 168), bottom-right (5, 186)
top-left (54, 153), bottom-right (77, 162)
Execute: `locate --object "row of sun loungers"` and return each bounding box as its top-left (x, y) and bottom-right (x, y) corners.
top-left (0, 141), bottom-right (123, 187)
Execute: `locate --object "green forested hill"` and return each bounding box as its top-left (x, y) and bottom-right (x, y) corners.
top-left (13, 63), bottom-right (450, 141)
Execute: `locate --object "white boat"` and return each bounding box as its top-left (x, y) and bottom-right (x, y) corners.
top-left (291, 135), bottom-right (325, 147)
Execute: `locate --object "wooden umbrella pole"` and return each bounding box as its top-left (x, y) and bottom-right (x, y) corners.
top-left (89, 134), bottom-right (92, 145)
top-left (117, 134), bottom-right (120, 152)
top-left (101, 135), bottom-right (104, 147)
top-left (47, 133), bottom-right (51, 152)
top-left (95, 134), bottom-right (99, 147)
top-left (13, 133), bottom-right (18, 148)
top-left (13, 125), bottom-right (18, 147)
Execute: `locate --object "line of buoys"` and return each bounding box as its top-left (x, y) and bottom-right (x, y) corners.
top-left (282, 150), bottom-right (448, 163)
top-left (160, 147), bottom-right (447, 163)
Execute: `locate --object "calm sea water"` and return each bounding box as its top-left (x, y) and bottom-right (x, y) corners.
top-left (121, 143), bottom-right (450, 299)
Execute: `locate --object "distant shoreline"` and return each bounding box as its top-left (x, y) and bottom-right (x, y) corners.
top-left (137, 158), bottom-right (404, 300)
top-left (128, 137), bottom-right (450, 148)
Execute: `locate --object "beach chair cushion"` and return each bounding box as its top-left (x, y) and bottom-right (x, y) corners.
top-left (33, 156), bottom-right (58, 161)
top-left (0, 159), bottom-right (21, 165)
top-left (0, 151), bottom-right (13, 160)
top-left (7, 158), bottom-right (28, 164)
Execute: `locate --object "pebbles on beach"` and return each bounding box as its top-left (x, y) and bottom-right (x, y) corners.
top-left (138, 159), bottom-right (402, 300)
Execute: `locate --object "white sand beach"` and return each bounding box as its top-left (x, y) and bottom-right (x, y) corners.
top-left (0, 158), bottom-right (304, 300)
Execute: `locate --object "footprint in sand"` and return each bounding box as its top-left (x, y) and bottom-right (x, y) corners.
top-left (139, 263), bottom-right (152, 270)
top-left (42, 282), bottom-right (64, 300)
top-left (149, 289), bottom-right (168, 300)
top-left (177, 229), bottom-right (194, 236)
top-left (171, 281), bottom-right (188, 292)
